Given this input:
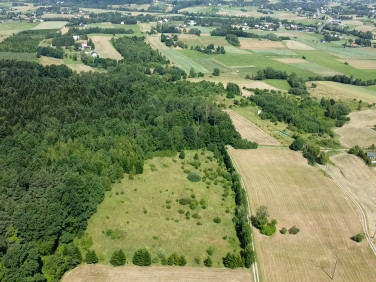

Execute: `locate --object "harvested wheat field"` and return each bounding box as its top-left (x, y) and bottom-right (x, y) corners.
top-left (225, 110), bottom-right (280, 146)
top-left (39, 56), bottom-right (64, 66)
top-left (229, 147), bottom-right (376, 282)
top-left (329, 153), bottom-right (376, 243)
top-left (61, 26), bottom-right (69, 35)
top-left (239, 39), bottom-right (285, 50)
top-left (284, 40), bottom-right (315, 50)
top-left (90, 36), bottom-right (123, 60)
top-left (338, 59), bottom-right (376, 69)
top-left (335, 109), bottom-right (376, 148)
top-left (275, 57), bottom-right (306, 64)
top-left (354, 25), bottom-right (375, 32)
top-left (62, 265), bottom-right (253, 282)
top-left (68, 64), bottom-right (96, 73)
top-left (309, 81), bottom-right (376, 104)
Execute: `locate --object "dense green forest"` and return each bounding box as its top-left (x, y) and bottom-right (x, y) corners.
top-left (0, 30), bottom-right (51, 53)
top-left (0, 53), bottom-right (254, 280)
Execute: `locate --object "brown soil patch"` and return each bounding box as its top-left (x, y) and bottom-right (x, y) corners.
top-left (338, 59), bottom-right (376, 69)
top-left (229, 147), bottom-right (376, 282)
top-left (61, 27), bottom-right (69, 35)
top-left (329, 153), bottom-right (376, 242)
top-left (62, 265), bottom-right (253, 282)
top-left (67, 64), bottom-right (96, 73)
top-left (239, 39), bottom-right (286, 50)
top-left (90, 36), bottom-right (123, 60)
top-left (354, 25), bottom-right (375, 32)
top-left (226, 110), bottom-right (280, 146)
top-left (275, 58), bottom-right (306, 64)
top-left (335, 109), bottom-right (376, 148)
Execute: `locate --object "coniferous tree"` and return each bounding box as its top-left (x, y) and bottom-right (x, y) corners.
top-left (110, 249), bottom-right (126, 266)
top-left (85, 250), bottom-right (98, 264)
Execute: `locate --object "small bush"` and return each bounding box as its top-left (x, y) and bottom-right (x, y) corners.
top-left (85, 250), bottom-right (98, 264)
top-left (213, 217), bottom-right (221, 224)
top-left (280, 227), bottom-right (287, 234)
top-left (206, 246), bottom-right (215, 256)
top-left (288, 226), bottom-right (300, 235)
top-left (178, 209), bottom-right (184, 214)
top-left (179, 150), bottom-right (185, 159)
top-left (189, 199), bottom-right (199, 210)
top-left (110, 249), bottom-right (126, 266)
top-left (204, 256), bottom-right (212, 267)
top-left (187, 172), bottom-right (201, 182)
top-left (132, 247), bottom-right (152, 266)
top-left (194, 257), bottom-right (201, 264)
top-left (351, 233), bottom-right (365, 242)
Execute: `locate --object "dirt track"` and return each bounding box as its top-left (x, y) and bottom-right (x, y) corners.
top-left (62, 265), bottom-right (253, 282)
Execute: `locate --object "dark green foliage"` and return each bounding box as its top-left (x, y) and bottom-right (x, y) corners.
top-left (226, 82), bottom-right (241, 97)
top-left (288, 226), bottom-right (300, 235)
top-left (132, 247), bottom-right (152, 266)
top-left (348, 146), bottom-right (371, 165)
top-left (167, 253), bottom-right (186, 266)
top-left (289, 137), bottom-right (305, 151)
top-left (213, 217), bottom-right (221, 224)
top-left (280, 227), bottom-right (287, 234)
top-left (110, 249), bottom-right (126, 266)
top-left (222, 252), bottom-right (243, 268)
top-left (241, 245), bottom-right (256, 268)
top-left (189, 199), bottom-right (199, 210)
top-left (254, 67), bottom-right (288, 80)
top-left (204, 256), bottom-right (213, 267)
top-left (37, 46), bottom-right (64, 59)
top-left (179, 150), bottom-right (185, 159)
top-left (206, 246), bottom-right (214, 256)
top-left (351, 233), bottom-right (365, 242)
top-left (251, 206), bottom-right (277, 236)
top-left (0, 30), bottom-right (48, 53)
top-left (212, 68), bottom-right (220, 76)
top-left (52, 35), bottom-right (74, 48)
top-left (187, 172), bottom-right (201, 182)
top-left (85, 250), bottom-right (98, 264)
top-left (225, 34), bottom-right (240, 46)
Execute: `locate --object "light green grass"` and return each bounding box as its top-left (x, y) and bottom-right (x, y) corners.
top-left (288, 61), bottom-right (341, 76)
top-left (87, 22), bottom-right (116, 28)
top-left (32, 21), bottom-right (68, 30)
top-left (0, 21), bottom-right (39, 36)
top-left (0, 52), bottom-right (37, 61)
top-left (264, 79), bottom-right (291, 91)
top-left (82, 150), bottom-right (240, 266)
top-left (113, 24), bottom-right (143, 36)
top-left (162, 48), bottom-right (208, 73)
top-left (215, 53), bottom-right (255, 66)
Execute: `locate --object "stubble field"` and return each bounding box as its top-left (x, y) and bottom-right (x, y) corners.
top-left (90, 36), bottom-right (123, 60)
top-left (229, 147), bottom-right (376, 282)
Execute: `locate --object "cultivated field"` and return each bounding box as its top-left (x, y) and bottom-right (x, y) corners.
top-left (62, 265), bottom-right (253, 282)
top-left (39, 56), bottom-right (64, 66)
top-left (229, 147), bottom-right (376, 282)
top-left (225, 109), bottom-right (281, 146)
top-left (83, 151), bottom-right (239, 266)
top-left (337, 59), bottom-right (376, 70)
top-left (328, 153), bottom-right (376, 244)
top-left (309, 81), bottom-right (376, 104)
top-left (284, 40), bottom-right (315, 50)
top-left (239, 39), bottom-right (286, 50)
top-left (335, 109), bottom-right (376, 148)
top-left (32, 21), bottom-right (68, 30)
top-left (67, 63), bottom-right (96, 73)
top-left (90, 36), bottom-right (123, 60)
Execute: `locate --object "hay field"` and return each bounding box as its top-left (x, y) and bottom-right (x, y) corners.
top-left (90, 36), bottom-right (123, 60)
top-left (61, 27), bottom-right (69, 35)
top-left (276, 60), bottom-right (340, 76)
top-left (32, 21), bottom-right (68, 30)
top-left (229, 147), bottom-right (376, 282)
top-left (239, 39), bottom-right (286, 50)
top-left (225, 110), bottom-right (280, 146)
top-left (338, 59), bottom-right (376, 69)
top-left (62, 265), bottom-right (253, 282)
top-left (309, 81), bottom-right (376, 104)
top-left (335, 109), bottom-right (376, 148)
top-left (284, 40), bottom-right (315, 50)
top-left (67, 64), bottom-right (96, 73)
top-left (353, 25), bottom-right (375, 32)
top-left (39, 56), bottom-right (64, 66)
top-left (329, 153), bottom-right (376, 243)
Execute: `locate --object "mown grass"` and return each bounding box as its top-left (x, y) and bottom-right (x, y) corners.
top-left (81, 150), bottom-right (240, 267)
top-left (0, 52), bottom-right (37, 61)
top-left (0, 21), bottom-right (39, 36)
top-left (264, 79), bottom-right (291, 91)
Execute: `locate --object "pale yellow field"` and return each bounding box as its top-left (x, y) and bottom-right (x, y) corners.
top-left (329, 153), bottom-right (376, 244)
top-left (67, 64), bottom-right (96, 73)
top-left (61, 27), bottom-right (69, 35)
top-left (91, 36), bottom-right (123, 60)
top-left (309, 81), bottom-right (376, 104)
top-left (276, 58), bottom-right (306, 64)
top-left (284, 40), bottom-right (315, 50)
top-left (239, 39), bottom-right (286, 50)
top-left (229, 147), bottom-right (376, 282)
top-left (62, 265), bottom-right (253, 282)
top-left (225, 109), bottom-right (281, 146)
top-left (337, 58), bottom-right (376, 69)
top-left (353, 25), bottom-right (375, 32)
top-left (335, 109), bottom-right (376, 148)
top-left (39, 56), bottom-right (64, 66)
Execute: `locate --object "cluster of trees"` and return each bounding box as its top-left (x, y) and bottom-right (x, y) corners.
top-left (160, 34), bottom-right (188, 49)
top-left (289, 137), bottom-right (329, 165)
top-left (252, 67), bottom-right (288, 80)
top-left (348, 146), bottom-right (372, 165)
top-left (249, 89), bottom-right (336, 134)
top-left (188, 28), bottom-right (201, 36)
top-left (0, 30), bottom-right (48, 53)
top-left (192, 44), bottom-right (225, 55)
top-left (226, 82), bottom-right (241, 99)
top-left (52, 35), bottom-right (75, 48)
top-left (354, 38), bottom-right (372, 47)
top-left (225, 34), bottom-right (240, 46)
top-left (68, 27), bottom-right (134, 35)
top-left (156, 22), bottom-right (179, 33)
top-left (68, 12), bottom-right (153, 25)
top-left (308, 74), bottom-right (376, 87)
top-left (322, 24), bottom-right (373, 40)
top-left (0, 58), bottom-right (253, 280)
top-left (36, 46), bottom-right (64, 59)
top-left (320, 98), bottom-right (350, 127)
top-left (287, 73), bottom-right (308, 95)
top-left (251, 206), bottom-right (277, 236)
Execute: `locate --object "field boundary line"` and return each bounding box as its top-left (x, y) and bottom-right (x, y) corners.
top-left (226, 146), bottom-right (260, 282)
top-left (321, 164), bottom-right (376, 256)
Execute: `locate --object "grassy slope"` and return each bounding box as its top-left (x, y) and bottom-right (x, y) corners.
top-left (83, 150), bottom-right (240, 266)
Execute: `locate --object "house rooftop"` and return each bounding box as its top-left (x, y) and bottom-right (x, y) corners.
top-left (367, 152), bottom-right (376, 158)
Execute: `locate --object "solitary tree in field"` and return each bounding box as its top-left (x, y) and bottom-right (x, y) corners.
top-left (212, 68), bottom-right (220, 76)
top-left (132, 247), bottom-right (151, 266)
top-left (85, 250), bottom-right (98, 264)
top-left (110, 249), bottom-right (126, 266)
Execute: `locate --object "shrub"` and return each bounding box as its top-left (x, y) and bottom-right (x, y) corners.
top-left (213, 217), bottom-right (221, 224)
top-left (288, 226), bottom-right (300, 235)
top-left (194, 257), bottom-right (200, 264)
top-left (132, 247), bottom-right (152, 266)
top-left (280, 227), bottom-right (287, 234)
top-left (241, 245), bottom-right (256, 268)
top-left (212, 68), bottom-right (220, 76)
top-left (110, 249), bottom-right (126, 266)
top-left (179, 150), bottom-right (185, 159)
top-left (85, 250), bottom-right (98, 264)
top-left (206, 246), bottom-right (214, 256)
top-left (204, 256), bottom-right (212, 267)
top-left (222, 252), bottom-right (243, 268)
top-left (178, 198), bottom-right (191, 205)
top-left (189, 199), bottom-right (199, 210)
top-left (178, 209), bottom-right (184, 214)
top-left (187, 172), bottom-right (201, 182)
top-left (167, 253), bottom-right (186, 266)
top-left (351, 233), bottom-right (365, 242)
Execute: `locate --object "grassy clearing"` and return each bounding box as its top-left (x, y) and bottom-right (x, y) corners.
top-left (229, 147), bottom-right (376, 282)
top-left (83, 150), bottom-right (240, 267)
top-left (0, 52), bottom-right (37, 62)
top-left (264, 79), bottom-right (291, 91)
top-left (0, 21), bottom-right (39, 36)
top-left (32, 21), bottom-right (68, 30)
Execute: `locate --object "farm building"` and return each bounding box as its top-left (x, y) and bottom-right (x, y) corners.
top-left (367, 152), bottom-right (376, 164)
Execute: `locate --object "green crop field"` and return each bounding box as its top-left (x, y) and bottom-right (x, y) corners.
top-left (81, 150), bottom-right (240, 266)
top-left (32, 21), bottom-right (68, 30)
top-left (0, 52), bottom-right (37, 62)
top-left (0, 21), bottom-right (39, 36)
top-left (264, 79), bottom-right (291, 91)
